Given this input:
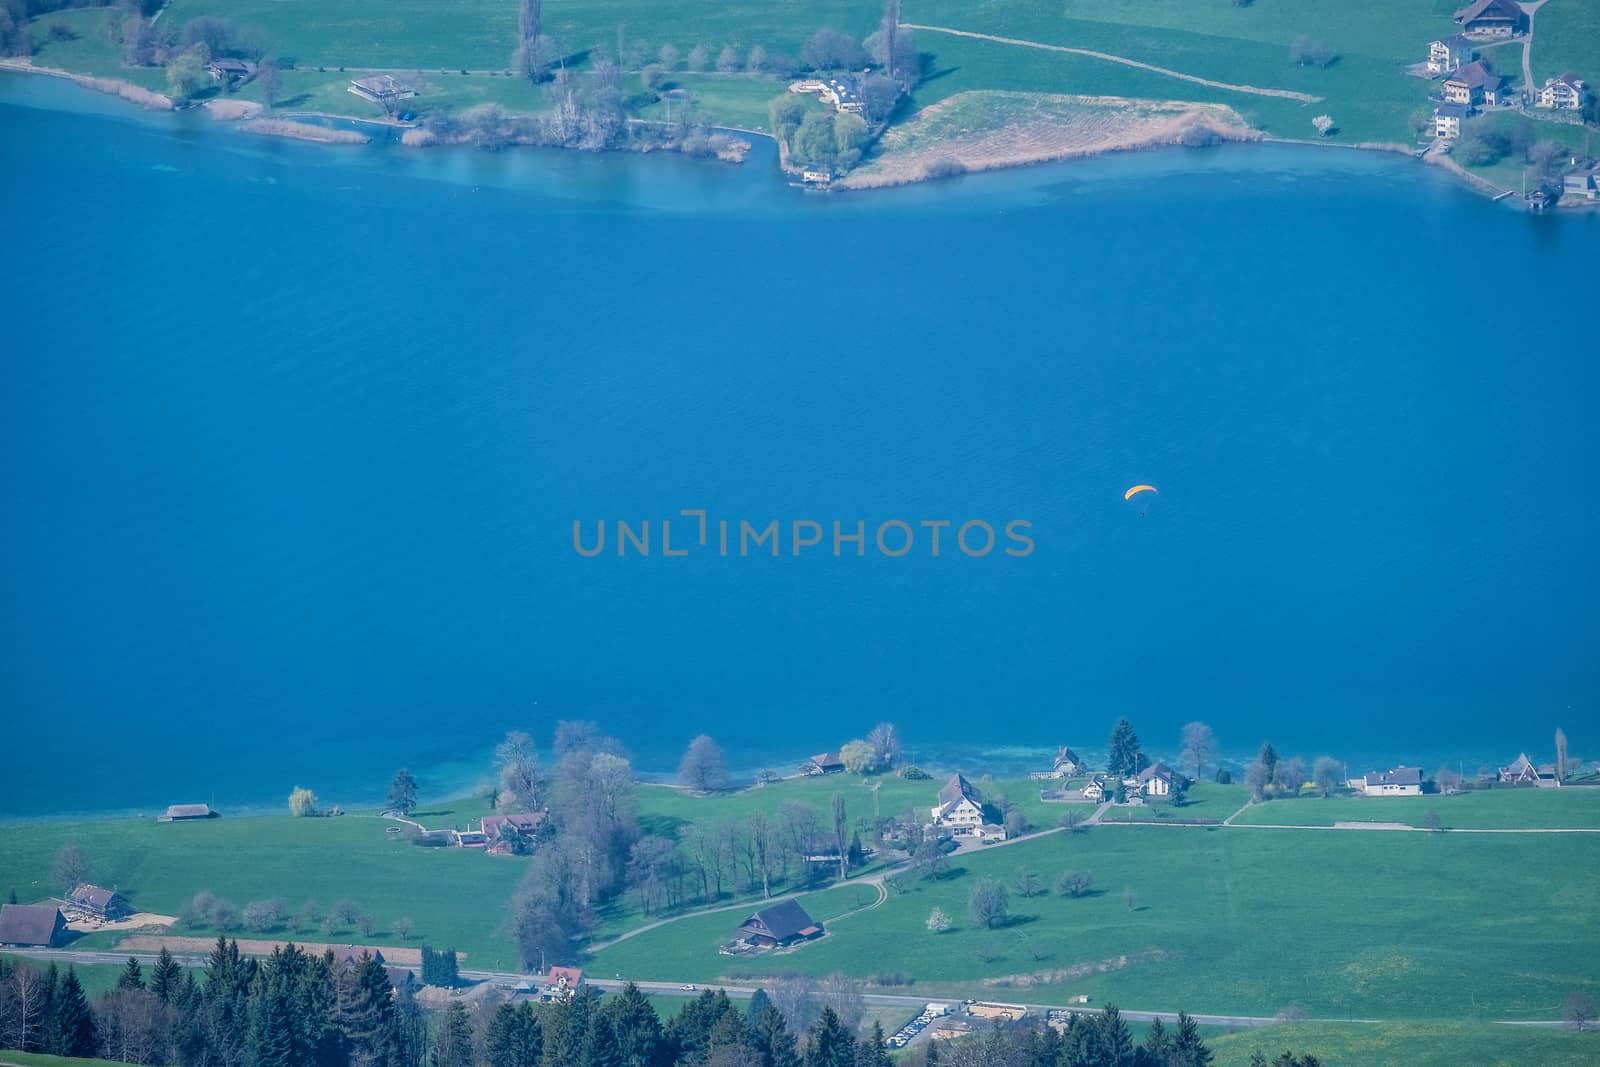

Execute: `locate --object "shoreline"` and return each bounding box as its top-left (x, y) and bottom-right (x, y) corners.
top-left (1, 61), bottom-right (1587, 210)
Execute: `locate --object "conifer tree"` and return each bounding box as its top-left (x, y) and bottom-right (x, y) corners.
top-left (752, 1003), bottom-right (800, 1067)
top-left (429, 1002), bottom-right (474, 1067)
top-left (803, 1008), bottom-right (855, 1067)
top-left (600, 982), bottom-right (664, 1067)
top-left (118, 955), bottom-right (145, 990)
top-left (485, 1002), bottom-right (543, 1067)
top-left (51, 968), bottom-right (98, 1058)
top-left (151, 946), bottom-right (183, 1004)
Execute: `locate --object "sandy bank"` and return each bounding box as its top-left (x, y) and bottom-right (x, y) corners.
top-left (839, 91), bottom-right (1257, 190)
top-left (240, 118), bottom-right (369, 145)
top-left (204, 98), bottom-right (263, 121)
top-left (0, 57), bottom-right (171, 110)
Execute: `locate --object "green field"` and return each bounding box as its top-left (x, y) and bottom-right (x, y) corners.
top-left (1529, 0), bottom-right (1600, 87)
top-left (0, 954), bottom-right (136, 999)
top-left (1209, 1020), bottom-right (1600, 1067)
top-left (591, 822), bottom-right (1600, 1020)
top-left (0, 798), bottom-right (529, 972)
top-left (0, 1052), bottom-right (132, 1067)
top-left (1228, 787), bottom-right (1600, 828)
top-left (1095, 781), bottom-right (1247, 823)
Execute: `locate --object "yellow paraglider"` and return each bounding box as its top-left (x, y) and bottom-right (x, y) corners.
top-left (1125, 484), bottom-right (1157, 517)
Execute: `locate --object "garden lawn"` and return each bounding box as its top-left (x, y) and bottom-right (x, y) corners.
top-left (589, 823), bottom-right (1600, 1021)
top-left (1227, 786), bottom-right (1600, 828)
top-left (1528, 0), bottom-right (1600, 87)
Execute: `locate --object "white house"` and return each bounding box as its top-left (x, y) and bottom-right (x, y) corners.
top-left (930, 773), bottom-right (986, 831)
top-left (1030, 746), bottom-right (1083, 780)
top-left (1434, 102), bottom-right (1469, 139)
top-left (1137, 763), bottom-right (1178, 798)
top-left (1358, 767), bottom-right (1423, 797)
top-left (1427, 35), bottom-right (1475, 74)
top-left (1537, 72), bottom-right (1588, 110)
top-left (1080, 775), bottom-right (1107, 802)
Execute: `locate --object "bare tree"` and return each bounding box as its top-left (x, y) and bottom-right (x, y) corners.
top-left (1435, 765), bottom-right (1463, 795)
top-left (819, 973), bottom-right (865, 1031)
top-left (831, 794), bottom-right (849, 881)
top-left (767, 972), bottom-right (819, 1034)
top-left (968, 877), bottom-right (1009, 929)
top-left (748, 812), bottom-right (776, 898)
top-left (515, 0), bottom-right (543, 78)
top-left (1055, 870), bottom-right (1093, 898)
top-left (4, 965), bottom-right (45, 1052)
top-left (1178, 722), bottom-right (1217, 781)
top-left (495, 730), bottom-right (542, 811)
top-left (866, 722), bottom-right (902, 771)
top-left (1563, 991), bottom-right (1597, 1031)
top-left (678, 735), bottom-right (728, 793)
top-left (1556, 728), bottom-right (1569, 785)
top-left (53, 841), bottom-right (91, 892)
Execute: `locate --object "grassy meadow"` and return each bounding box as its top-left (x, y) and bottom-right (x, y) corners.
top-left (1209, 1020), bottom-right (1600, 1067)
top-left (0, 797), bottom-right (530, 972)
top-left (591, 818), bottom-right (1600, 1020)
top-left (1229, 786), bottom-right (1600, 828)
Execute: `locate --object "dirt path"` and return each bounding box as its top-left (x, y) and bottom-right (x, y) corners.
top-left (900, 24), bottom-right (1322, 103)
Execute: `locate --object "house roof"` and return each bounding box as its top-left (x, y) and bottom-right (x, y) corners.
top-left (1365, 767), bottom-right (1422, 787)
top-left (210, 58), bottom-right (250, 72)
top-left (483, 812), bottom-right (545, 835)
top-left (937, 773), bottom-right (982, 809)
top-left (333, 946), bottom-right (387, 968)
top-left (1435, 102), bottom-right (1470, 118)
top-left (0, 904), bottom-right (65, 946)
top-left (808, 751), bottom-right (843, 768)
top-left (1434, 34), bottom-right (1473, 48)
top-left (69, 884), bottom-right (124, 910)
top-left (163, 803), bottom-right (214, 819)
top-left (1454, 0), bottom-right (1522, 24)
top-left (385, 966), bottom-right (415, 988)
top-left (1137, 763), bottom-right (1175, 783)
top-left (1550, 71), bottom-right (1586, 89)
top-left (1503, 753), bottom-right (1537, 775)
top-left (1447, 61), bottom-right (1502, 88)
top-left (1052, 747), bottom-right (1081, 769)
top-left (547, 966), bottom-right (583, 988)
top-left (740, 898), bottom-right (820, 942)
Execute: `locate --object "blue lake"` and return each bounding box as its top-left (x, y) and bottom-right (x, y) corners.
top-left (1, 74), bottom-right (1595, 817)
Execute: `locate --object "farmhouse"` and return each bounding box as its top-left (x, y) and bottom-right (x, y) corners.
top-left (1452, 0), bottom-right (1525, 37)
top-left (159, 803), bottom-right (216, 821)
top-left (385, 966), bottom-right (418, 993)
top-left (541, 966), bottom-right (583, 1001)
top-left (482, 812), bottom-right (546, 855)
top-left (348, 75), bottom-right (417, 107)
top-left (930, 773), bottom-right (985, 829)
top-left (1427, 35), bottom-right (1475, 74)
top-left (738, 899), bottom-right (823, 948)
top-left (1442, 62), bottom-right (1507, 106)
top-left (67, 884), bottom-right (130, 922)
top-left (1358, 767), bottom-right (1423, 796)
top-left (1081, 775), bottom-right (1108, 802)
top-left (206, 58), bottom-right (251, 84)
top-left (801, 751), bottom-right (845, 775)
top-left (1434, 102), bottom-right (1469, 138)
top-left (1136, 763), bottom-right (1178, 798)
top-left (0, 904), bottom-right (67, 947)
top-left (1498, 753), bottom-right (1562, 785)
top-left (1537, 72), bottom-right (1589, 110)
top-left (1030, 747), bottom-right (1083, 779)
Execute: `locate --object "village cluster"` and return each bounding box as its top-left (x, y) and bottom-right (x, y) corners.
top-left (1424, 0), bottom-right (1598, 202)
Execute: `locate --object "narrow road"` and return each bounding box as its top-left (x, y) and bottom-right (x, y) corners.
top-left (900, 23), bottom-right (1322, 103)
top-left (12, 947), bottom-right (1579, 1030)
top-left (1518, 0), bottom-right (1549, 102)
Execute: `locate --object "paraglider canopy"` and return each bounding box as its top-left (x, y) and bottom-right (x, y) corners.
top-left (1124, 485), bottom-right (1157, 501)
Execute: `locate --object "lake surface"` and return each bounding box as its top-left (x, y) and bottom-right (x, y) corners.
top-left (1, 74), bottom-right (1595, 818)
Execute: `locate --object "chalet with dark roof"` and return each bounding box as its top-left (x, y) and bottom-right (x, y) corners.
top-left (802, 751), bottom-right (845, 776)
top-left (482, 812), bottom-right (546, 855)
top-left (1031, 746), bottom-right (1083, 779)
top-left (1136, 763), bottom-right (1178, 798)
top-left (738, 899), bottom-right (823, 948)
top-left (1434, 101), bottom-right (1469, 138)
top-left (1443, 61), bottom-right (1508, 106)
top-left (0, 904), bottom-right (67, 947)
top-left (68, 884), bottom-right (130, 922)
top-left (1538, 72), bottom-right (1589, 110)
top-left (1453, 0), bottom-right (1524, 37)
top-left (159, 803), bottom-right (216, 821)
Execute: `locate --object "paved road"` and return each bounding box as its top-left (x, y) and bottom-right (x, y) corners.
top-left (12, 948), bottom-right (1581, 1030)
